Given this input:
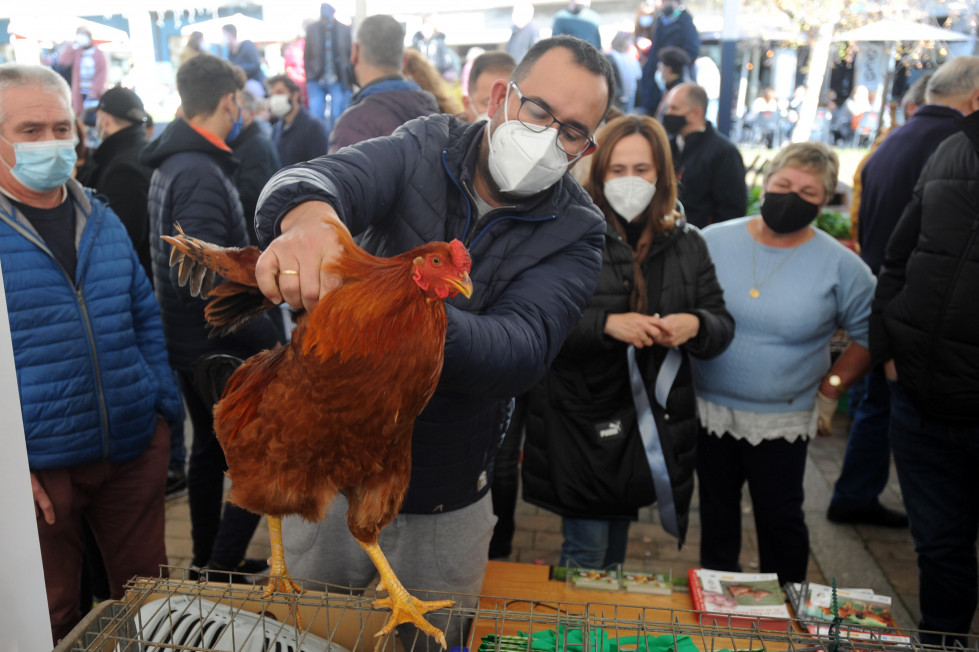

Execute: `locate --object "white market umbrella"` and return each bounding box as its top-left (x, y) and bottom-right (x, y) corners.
top-left (834, 18), bottom-right (971, 42)
top-left (834, 18), bottom-right (972, 143)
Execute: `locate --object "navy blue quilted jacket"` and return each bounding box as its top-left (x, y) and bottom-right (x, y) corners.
top-left (0, 181), bottom-right (183, 469)
top-left (256, 114), bottom-right (605, 513)
top-left (142, 119), bottom-right (283, 373)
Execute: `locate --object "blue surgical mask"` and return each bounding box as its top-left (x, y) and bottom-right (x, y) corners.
top-left (639, 14), bottom-right (654, 27)
top-left (226, 101), bottom-right (244, 143)
top-left (0, 135), bottom-right (77, 192)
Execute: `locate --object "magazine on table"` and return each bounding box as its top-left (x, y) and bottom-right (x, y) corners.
top-left (688, 568), bottom-right (792, 631)
top-left (789, 582), bottom-right (910, 644)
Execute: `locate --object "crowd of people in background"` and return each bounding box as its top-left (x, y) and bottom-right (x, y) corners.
top-left (4, 0), bottom-right (978, 647)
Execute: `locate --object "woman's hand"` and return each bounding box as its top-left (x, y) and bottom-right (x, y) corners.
top-left (816, 392), bottom-right (837, 436)
top-left (655, 313), bottom-right (700, 348)
top-left (255, 201), bottom-right (347, 311)
top-left (605, 312), bottom-right (673, 348)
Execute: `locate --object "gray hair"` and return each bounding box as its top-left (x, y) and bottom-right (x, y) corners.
top-left (240, 88), bottom-right (260, 113)
top-left (925, 55), bottom-right (979, 103)
top-left (356, 15), bottom-right (406, 72)
top-left (763, 141), bottom-right (839, 205)
top-left (901, 72), bottom-right (932, 118)
top-left (0, 64), bottom-right (72, 127)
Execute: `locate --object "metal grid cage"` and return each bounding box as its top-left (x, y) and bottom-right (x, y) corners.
top-left (56, 566), bottom-right (972, 652)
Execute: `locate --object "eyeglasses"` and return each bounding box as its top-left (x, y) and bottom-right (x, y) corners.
top-left (509, 82), bottom-right (597, 157)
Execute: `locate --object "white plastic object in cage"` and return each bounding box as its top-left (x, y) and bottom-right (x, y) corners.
top-left (132, 594), bottom-right (352, 652)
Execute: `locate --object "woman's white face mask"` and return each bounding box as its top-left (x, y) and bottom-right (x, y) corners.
top-left (604, 176), bottom-right (656, 221)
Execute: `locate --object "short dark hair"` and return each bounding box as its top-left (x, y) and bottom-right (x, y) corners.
top-left (356, 14), bottom-right (405, 72)
top-left (512, 35), bottom-right (615, 117)
top-left (468, 51), bottom-right (516, 97)
top-left (267, 74), bottom-right (301, 97)
top-left (176, 54), bottom-right (246, 118)
top-left (222, 24), bottom-right (237, 38)
top-left (658, 46), bottom-right (691, 75)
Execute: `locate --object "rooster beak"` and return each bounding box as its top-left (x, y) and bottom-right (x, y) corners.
top-left (446, 273), bottom-right (474, 299)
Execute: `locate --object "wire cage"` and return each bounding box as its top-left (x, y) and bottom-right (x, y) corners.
top-left (56, 566), bottom-right (973, 652)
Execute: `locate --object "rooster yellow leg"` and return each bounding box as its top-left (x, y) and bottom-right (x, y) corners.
top-left (357, 540), bottom-right (456, 649)
top-left (263, 515), bottom-right (304, 597)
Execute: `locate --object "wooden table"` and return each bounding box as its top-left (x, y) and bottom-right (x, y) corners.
top-left (479, 562), bottom-right (692, 611)
top-left (474, 562), bottom-right (701, 638)
top-left (474, 562), bottom-right (802, 650)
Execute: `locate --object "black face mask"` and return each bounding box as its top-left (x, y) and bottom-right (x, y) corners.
top-left (662, 113), bottom-right (687, 135)
top-left (761, 191), bottom-right (821, 234)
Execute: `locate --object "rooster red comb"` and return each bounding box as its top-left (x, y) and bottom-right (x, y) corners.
top-left (449, 239), bottom-right (471, 272)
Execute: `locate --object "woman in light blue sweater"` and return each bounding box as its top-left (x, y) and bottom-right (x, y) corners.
top-left (691, 142), bottom-right (876, 583)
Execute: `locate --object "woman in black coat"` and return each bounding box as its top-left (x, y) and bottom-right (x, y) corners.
top-left (523, 115), bottom-right (734, 568)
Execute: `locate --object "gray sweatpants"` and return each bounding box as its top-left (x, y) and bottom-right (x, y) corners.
top-left (282, 492), bottom-right (496, 651)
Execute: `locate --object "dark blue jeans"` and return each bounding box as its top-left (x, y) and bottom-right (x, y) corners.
top-left (889, 380), bottom-right (979, 647)
top-left (560, 518), bottom-right (630, 569)
top-left (306, 79), bottom-right (351, 133)
top-left (830, 370), bottom-right (892, 510)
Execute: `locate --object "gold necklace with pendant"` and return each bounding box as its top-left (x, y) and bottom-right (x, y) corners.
top-left (750, 236), bottom-right (800, 298)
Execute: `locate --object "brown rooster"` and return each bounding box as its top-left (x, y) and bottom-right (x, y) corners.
top-left (162, 221), bottom-right (473, 647)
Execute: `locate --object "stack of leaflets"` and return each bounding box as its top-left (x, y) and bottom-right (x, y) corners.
top-left (621, 570), bottom-right (672, 595)
top-left (688, 568), bottom-right (792, 631)
top-left (566, 567), bottom-right (674, 594)
top-left (785, 582), bottom-right (910, 644)
top-left (569, 567), bottom-right (620, 591)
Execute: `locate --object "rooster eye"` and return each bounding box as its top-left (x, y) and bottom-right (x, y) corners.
top-left (431, 256), bottom-right (442, 266)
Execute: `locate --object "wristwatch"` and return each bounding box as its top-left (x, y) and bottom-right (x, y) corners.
top-left (827, 374), bottom-right (843, 389)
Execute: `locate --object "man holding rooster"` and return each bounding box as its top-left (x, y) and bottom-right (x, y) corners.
top-left (252, 35), bottom-right (612, 647)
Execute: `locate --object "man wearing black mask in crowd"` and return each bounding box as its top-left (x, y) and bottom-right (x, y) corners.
top-left (662, 82), bottom-right (745, 228)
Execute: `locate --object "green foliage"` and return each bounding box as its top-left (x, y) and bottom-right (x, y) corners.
top-left (816, 210), bottom-right (851, 239)
top-left (746, 186), bottom-right (763, 216)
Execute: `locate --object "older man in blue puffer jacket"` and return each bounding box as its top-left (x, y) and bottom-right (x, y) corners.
top-left (0, 64), bottom-right (183, 642)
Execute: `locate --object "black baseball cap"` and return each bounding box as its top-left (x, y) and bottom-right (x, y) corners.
top-left (96, 86), bottom-right (148, 123)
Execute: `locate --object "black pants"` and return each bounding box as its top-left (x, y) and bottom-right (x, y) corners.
top-left (696, 427), bottom-right (809, 584)
top-left (489, 395), bottom-right (527, 559)
top-left (179, 369), bottom-right (260, 568)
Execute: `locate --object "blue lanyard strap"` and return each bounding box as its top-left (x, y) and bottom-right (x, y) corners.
top-left (627, 345), bottom-right (683, 540)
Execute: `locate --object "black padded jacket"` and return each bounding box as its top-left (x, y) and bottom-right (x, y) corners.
top-left (522, 219), bottom-right (734, 544)
top-left (871, 111), bottom-right (979, 425)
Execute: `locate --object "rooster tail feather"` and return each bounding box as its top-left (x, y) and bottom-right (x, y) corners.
top-left (162, 224), bottom-right (263, 290)
top-left (204, 282), bottom-right (279, 337)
